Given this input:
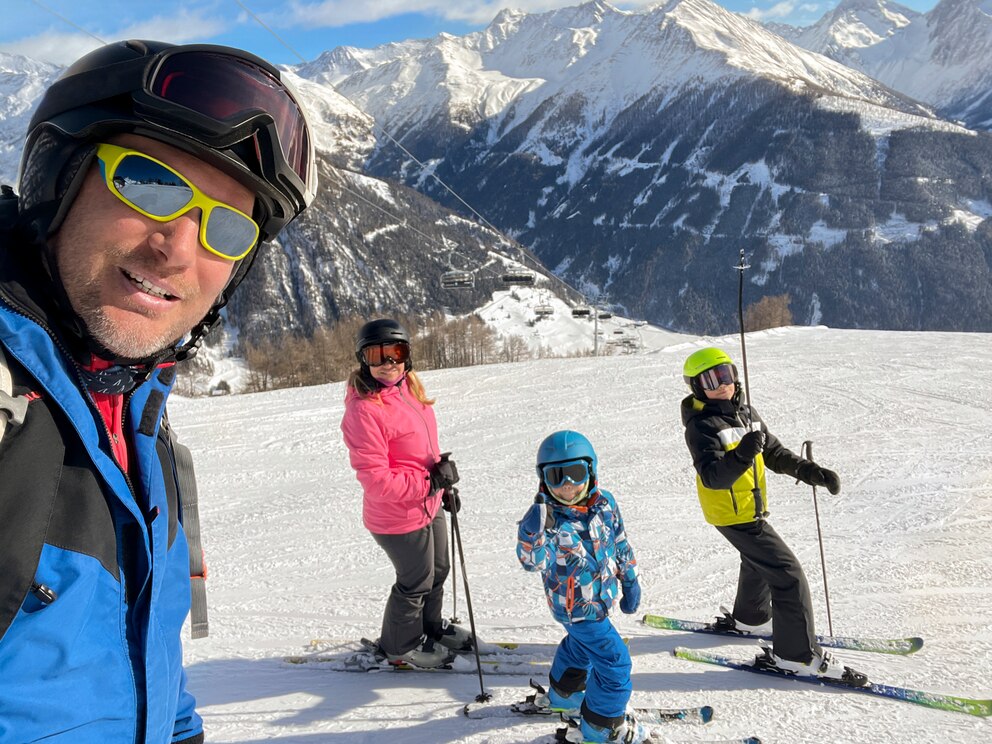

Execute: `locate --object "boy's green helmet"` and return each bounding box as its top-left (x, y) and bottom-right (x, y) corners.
top-left (683, 347), bottom-right (737, 399)
top-left (683, 347), bottom-right (734, 382)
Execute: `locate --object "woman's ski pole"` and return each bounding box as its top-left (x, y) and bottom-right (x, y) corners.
top-left (447, 488), bottom-right (491, 702)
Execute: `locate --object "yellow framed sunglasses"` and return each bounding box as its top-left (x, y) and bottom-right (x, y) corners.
top-left (95, 143), bottom-right (260, 261)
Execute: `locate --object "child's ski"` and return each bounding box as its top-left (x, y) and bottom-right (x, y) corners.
top-left (550, 723), bottom-right (760, 744)
top-left (643, 613), bottom-right (922, 655)
top-left (463, 698), bottom-right (713, 724)
top-left (673, 646), bottom-right (991, 717)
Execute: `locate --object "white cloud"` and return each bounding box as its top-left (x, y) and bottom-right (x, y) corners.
top-left (0, 10), bottom-right (228, 66)
top-left (744, 1), bottom-right (800, 22)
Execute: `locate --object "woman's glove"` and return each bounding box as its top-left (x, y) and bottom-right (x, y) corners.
top-left (429, 452), bottom-right (460, 494)
top-left (441, 487), bottom-right (461, 513)
top-left (619, 580), bottom-right (641, 614)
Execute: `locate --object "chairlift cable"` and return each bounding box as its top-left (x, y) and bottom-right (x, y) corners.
top-left (29, 0), bottom-right (107, 44)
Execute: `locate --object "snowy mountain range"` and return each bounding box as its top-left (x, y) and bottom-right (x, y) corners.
top-left (302, 0), bottom-right (992, 333)
top-left (778, 0), bottom-right (992, 130)
top-left (2, 0), bottom-right (992, 355)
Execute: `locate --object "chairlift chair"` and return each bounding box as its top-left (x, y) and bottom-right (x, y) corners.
top-left (598, 311), bottom-right (613, 320)
top-left (534, 304), bottom-right (554, 317)
top-left (571, 306), bottom-right (592, 318)
top-left (501, 270), bottom-right (536, 287)
top-left (440, 270), bottom-right (475, 289)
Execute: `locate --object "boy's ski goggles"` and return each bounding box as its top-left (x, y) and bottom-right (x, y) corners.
top-left (95, 142), bottom-right (260, 260)
top-left (361, 342), bottom-right (411, 367)
top-left (697, 363), bottom-right (738, 391)
top-left (541, 460), bottom-right (591, 489)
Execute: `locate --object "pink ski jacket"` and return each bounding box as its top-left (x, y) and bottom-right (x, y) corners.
top-left (340, 378), bottom-right (442, 534)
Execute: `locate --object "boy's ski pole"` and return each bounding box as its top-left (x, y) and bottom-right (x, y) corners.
top-left (447, 488), bottom-right (491, 702)
top-left (802, 440), bottom-right (834, 636)
top-left (735, 249), bottom-right (764, 518)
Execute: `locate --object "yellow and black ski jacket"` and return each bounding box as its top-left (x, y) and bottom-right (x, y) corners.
top-left (681, 394), bottom-right (811, 527)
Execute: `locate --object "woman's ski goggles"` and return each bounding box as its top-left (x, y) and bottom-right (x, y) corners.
top-left (697, 363), bottom-right (738, 391)
top-left (361, 342), bottom-right (411, 367)
top-left (541, 460), bottom-right (591, 489)
top-left (95, 142), bottom-right (260, 260)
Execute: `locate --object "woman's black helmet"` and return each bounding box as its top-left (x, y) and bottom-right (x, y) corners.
top-left (355, 319), bottom-right (410, 354)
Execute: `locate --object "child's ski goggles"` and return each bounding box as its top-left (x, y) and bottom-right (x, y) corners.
top-left (697, 363), bottom-right (738, 391)
top-left (360, 341), bottom-right (410, 367)
top-left (541, 459), bottom-right (591, 489)
top-left (95, 142), bottom-right (260, 260)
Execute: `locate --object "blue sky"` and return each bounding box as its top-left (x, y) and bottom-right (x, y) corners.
top-left (4, 0), bottom-right (940, 67)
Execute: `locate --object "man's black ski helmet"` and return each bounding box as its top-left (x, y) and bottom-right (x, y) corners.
top-left (355, 319), bottom-right (411, 367)
top-left (17, 39), bottom-right (318, 299)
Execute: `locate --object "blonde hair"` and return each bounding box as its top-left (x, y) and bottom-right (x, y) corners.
top-left (346, 368), bottom-right (435, 406)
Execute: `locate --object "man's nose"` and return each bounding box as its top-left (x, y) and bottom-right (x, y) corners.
top-left (148, 210), bottom-right (203, 264)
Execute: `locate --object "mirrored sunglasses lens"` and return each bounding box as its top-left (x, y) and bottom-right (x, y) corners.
top-left (205, 206), bottom-right (258, 258)
top-left (113, 155), bottom-right (193, 215)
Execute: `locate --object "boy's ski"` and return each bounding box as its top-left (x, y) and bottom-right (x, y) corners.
top-left (672, 646), bottom-right (992, 718)
top-left (643, 614), bottom-right (922, 655)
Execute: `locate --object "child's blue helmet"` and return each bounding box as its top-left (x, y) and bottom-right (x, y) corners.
top-left (535, 430), bottom-right (598, 480)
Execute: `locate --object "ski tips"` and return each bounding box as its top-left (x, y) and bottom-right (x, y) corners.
top-left (700, 704), bottom-right (715, 724)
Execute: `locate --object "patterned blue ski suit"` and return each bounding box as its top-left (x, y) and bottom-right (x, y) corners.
top-left (517, 488), bottom-right (638, 723)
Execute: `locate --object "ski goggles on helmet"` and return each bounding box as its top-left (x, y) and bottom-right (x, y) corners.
top-left (147, 50), bottom-right (312, 190)
top-left (361, 341), bottom-right (411, 367)
top-left (541, 459), bottom-right (591, 489)
top-left (96, 143), bottom-right (260, 260)
top-left (697, 363), bottom-right (738, 391)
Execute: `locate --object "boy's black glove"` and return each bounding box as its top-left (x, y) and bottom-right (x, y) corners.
top-left (429, 452), bottom-right (460, 494)
top-left (442, 486), bottom-right (461, 513)
top-left (808, 466), bottom-right (841, 495)
top-left (734, 431), bottom-right (766, 463)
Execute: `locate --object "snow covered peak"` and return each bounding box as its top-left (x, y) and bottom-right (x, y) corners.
top-left (294, 0), bottom-right (926, 143)
top-left (783, 0), bottom-right (992, 111)
top-left (658, 0), bottom-right (912, 105)
top-left (0, 53), bottom-right (62, 185)
top-left (791, 0), bottom-right (917, 56)
top-left (927, 0), bottom-right (992, 67)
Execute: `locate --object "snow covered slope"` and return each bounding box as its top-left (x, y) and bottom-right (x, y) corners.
top-left (171, 326), bottom-right (992, 743)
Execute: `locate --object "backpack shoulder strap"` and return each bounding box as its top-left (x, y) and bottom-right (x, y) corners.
top-left (163, 413), bottom-right (209, 639)
top-left (0, 345), bottom-right (30, 442)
